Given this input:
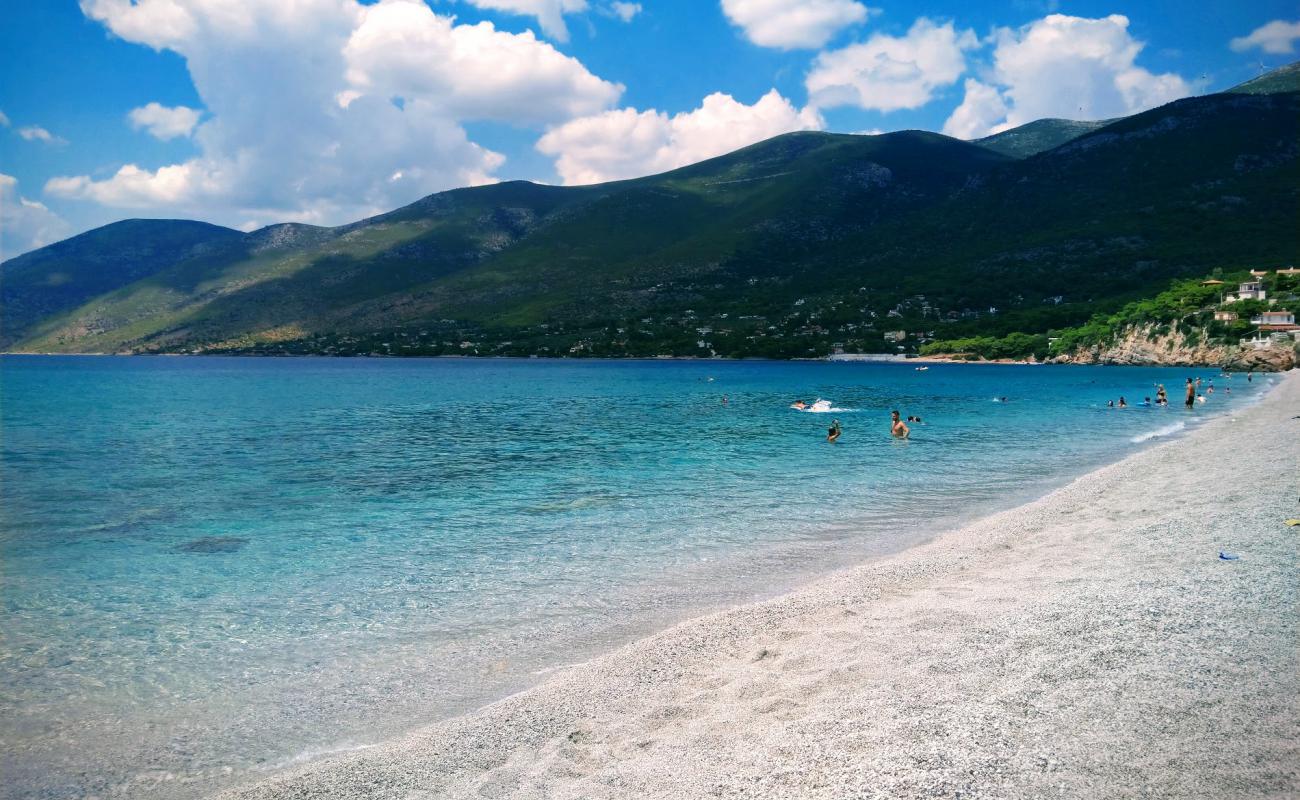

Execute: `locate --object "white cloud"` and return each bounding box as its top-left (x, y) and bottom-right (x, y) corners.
top-left (806, 18), bottom-right (977, 111)
top-left (462, 0), bottom-right (588, 42)
top-left (721, 0), bottom-right (872, 50)
top-left (0, 110), bottom-right (9, 127)
top-left (51, 0), bottom-right (620, 227)
top-left (608, 2), bottom-right (640, 22)
top-left (128, 102), bottom-right (202, 140)
top-left (344, 1), bottom-right (620, 124)
top-left (1230, 19), bottom-right (1300, 54)
top-left (0, 174), bottom-right (73, 259)
top-left (17, 125), bottom-right (67, 145)
top-left (537, 89), bottom-right (823, 185)
top-left (941, 79), bottom-right (1007, 139)
top-left (942, 14), bottom-right (1191, 139)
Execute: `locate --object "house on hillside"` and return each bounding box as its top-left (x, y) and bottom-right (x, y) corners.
top-left (1200, 279), bottom-right (1224, 286)
top-left (1213, 310), bottom-right (1238, 321)
top-left (1251, 310), bottom-right (1297, 331)
top-left (1277, 267), bottom-right (1300, 276)
top-left (1226, 281), bottom-right (1266, 302)
top-left (883, 330), bottom-right (906, 342)
top-left (1249, 269), bottom-right (1269, 278)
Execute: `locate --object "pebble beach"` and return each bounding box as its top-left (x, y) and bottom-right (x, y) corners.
top-left (220, 371), bottom-right (1299, 800)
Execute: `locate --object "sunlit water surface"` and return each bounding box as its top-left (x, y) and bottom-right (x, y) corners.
top-left (0, 356), bottom-right (1270, 798)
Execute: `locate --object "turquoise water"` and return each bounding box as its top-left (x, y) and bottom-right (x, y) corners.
top-left (0, 356), bottom-right (1270, 798)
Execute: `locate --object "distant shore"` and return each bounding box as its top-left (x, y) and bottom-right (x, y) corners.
top-left (222, 372), bottom-right (1299, 799)
top-left (1, 351), bottom-right (1276, 370)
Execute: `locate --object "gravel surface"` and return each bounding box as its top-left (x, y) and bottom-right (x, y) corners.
top-left (221, 372), bottom-right (1299, 800)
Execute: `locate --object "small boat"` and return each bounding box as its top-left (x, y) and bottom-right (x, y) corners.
top-left (915, 366), bottom-right (929, 371)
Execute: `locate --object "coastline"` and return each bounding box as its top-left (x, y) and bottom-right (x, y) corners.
top-left (221, 371), bottom-right (1299, 799)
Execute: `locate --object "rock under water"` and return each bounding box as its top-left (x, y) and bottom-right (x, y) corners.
top-left (176, 536), bottom-right (250, 554)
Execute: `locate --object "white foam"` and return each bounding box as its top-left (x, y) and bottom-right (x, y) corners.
top-left (261, 742), bottom-right (377, 772)
top-left (1130, 421), bottom-right (1186, 443)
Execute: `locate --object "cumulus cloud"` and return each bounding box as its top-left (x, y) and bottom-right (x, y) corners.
top-left (537, 89), bottom-right (823, 185)
top-left (721, 0), bottom-right (872, 50)
top-left (128, 102), bottom-right (202, 140)
top-left (942, 14), bottom-right (1190, 139)
top-left (17, 125), bottom-right (67, 145)
top-left (806, 19), bottom-right (977, 111)
top-left (0, 174), bottom-right (73, 259)
top-left (1230, 19), bottom-right (1300, 54)
top-left (50, 0), bottom-right (620, 227)
top-left (940, 79), bottom-right (1008, 139)
top-left (344, 1), bottom-right (620, 124)
top-left (462, 0), bottom-right (588, 42)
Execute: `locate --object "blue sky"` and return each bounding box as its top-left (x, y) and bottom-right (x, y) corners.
top-left (1, 0), bottom-right (1297, 257)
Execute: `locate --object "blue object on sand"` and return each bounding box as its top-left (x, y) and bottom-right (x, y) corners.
top-left (1219, 551), bottom-right (1240, 560)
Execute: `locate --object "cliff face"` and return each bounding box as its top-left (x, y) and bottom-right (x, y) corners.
top-left (1052, 324), bottom-right (1296, 371)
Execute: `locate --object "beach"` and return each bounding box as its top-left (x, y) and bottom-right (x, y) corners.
top-left (219, 371), bottom-right (1299, 799)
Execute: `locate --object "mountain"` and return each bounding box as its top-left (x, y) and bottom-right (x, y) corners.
top-left (972, 118), bottom-right (1112, 158)
top-left (0, 219), bottom-right (243, 347)
top-left (1226, 61), bottom-right (1300, 95)
top-left (3, 63), bottom-right (1298, 358)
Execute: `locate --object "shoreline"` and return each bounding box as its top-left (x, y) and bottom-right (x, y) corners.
top-left (1, 351), bottom-right (1285, 371)
top-left (221, 372), bottom-right (1299, 799)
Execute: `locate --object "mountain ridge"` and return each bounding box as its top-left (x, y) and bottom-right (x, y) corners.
top-left (4, 63), bottom-right (1297, 358)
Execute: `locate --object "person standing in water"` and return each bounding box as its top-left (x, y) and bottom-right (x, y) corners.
top-left (827, 419), bottom-right (842, 443)
top-left (1185, 378), bottom-right (1196, 409)
top-left (890, 410), bottom-right (910, 439)
top-left (1156, 384), bottom-right (1167, 405)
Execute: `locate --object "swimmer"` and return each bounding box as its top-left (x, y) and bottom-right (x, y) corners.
top-left (1119, 396), bottom-right (1128, 408)
top-left (791, 400), bottom-right (808, 410)
top-left (1108, 400), bottom-right (1115, 408)
top-left (1141, 397), bottom-right (1152, 407)
top-left (1184, 378), bottom-right (1195, 409)
top-left (721, 395), bottom-right (728, 406)
top-left (827, 419), bottom-right (842, 443)
top-left (890, 410), bottom-right (910, 439)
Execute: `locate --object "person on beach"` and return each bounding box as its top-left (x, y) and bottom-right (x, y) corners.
top-left (890, 410), bottom-right (910, 439)
top-left (1185, 378), bottom-right (1196, 409)
top-left (827, 420), bottom-right (842, 443)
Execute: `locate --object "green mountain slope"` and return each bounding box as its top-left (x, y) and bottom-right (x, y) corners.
top-left (1227, 62), bottom-right (1300, 95)
top-left (0, 219), bottom-right (244, 347)
top-left (972, 118), bottom-right (1112, 158)
top-left (4, 63), bottom-right (1298, 358)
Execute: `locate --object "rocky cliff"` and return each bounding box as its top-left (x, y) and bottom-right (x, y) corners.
top-left (1052, 324), bottom-right (1296, 371)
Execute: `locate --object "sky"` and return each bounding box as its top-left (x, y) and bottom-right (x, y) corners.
top-left (1, 0), bottom-right (1297, 258)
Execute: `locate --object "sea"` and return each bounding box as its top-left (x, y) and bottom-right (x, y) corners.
top-left (0, 356), bottom-right (1272, 799)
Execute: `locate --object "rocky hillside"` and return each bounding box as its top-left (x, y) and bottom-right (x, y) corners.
top-left (1051, 323), bottom-right (1296, 371)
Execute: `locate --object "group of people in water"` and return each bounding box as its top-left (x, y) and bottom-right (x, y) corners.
top-left (1108, 371), bottom-right (1251, 410)
top-left (822, 411), bottom-right (911, 442)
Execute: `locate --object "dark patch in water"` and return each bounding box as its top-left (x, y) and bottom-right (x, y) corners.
top-left (176, 536), bottom-right (250, 554)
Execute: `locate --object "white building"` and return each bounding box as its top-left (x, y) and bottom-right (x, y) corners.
top-left (1226, 281), bottom-right (1266, 302)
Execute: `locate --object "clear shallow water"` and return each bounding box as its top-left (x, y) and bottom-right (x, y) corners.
top-left (0, 356), bottom-right (1269, 798)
